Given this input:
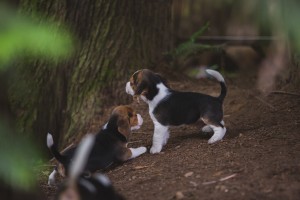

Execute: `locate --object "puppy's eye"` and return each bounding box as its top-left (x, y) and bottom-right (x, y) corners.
top-left (128, 112), bottom-right (133, 118)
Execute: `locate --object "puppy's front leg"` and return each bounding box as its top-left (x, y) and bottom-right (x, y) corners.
top-left (129, 147), bottom-right (147, 159)
top-left (150, 123), bottom-right (169, 154)
top-left (119, 146), bottom-right (147, 161)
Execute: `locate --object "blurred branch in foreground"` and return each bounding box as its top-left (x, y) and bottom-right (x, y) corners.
top-left (0, 3), bottom-right (73, 199)
top-left (0, 123), bottom-right (41, 191)
top-left (0, 3), bottom-right (73, 68)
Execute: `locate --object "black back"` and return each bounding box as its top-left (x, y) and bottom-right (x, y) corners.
top-left (60, 115), bottom-right (127, 175)
top-left (153, 90), bottom-right (223, 126)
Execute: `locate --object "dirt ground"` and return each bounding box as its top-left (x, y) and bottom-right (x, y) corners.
top-left (40, 69), bottom-right (300, 200)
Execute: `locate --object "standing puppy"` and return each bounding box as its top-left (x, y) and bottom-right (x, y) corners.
top-left (125, 69), bottom-right (227, 154)
top-left (47, 105), bottom-right (146, 185)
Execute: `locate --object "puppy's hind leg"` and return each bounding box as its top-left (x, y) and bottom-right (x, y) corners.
top-left (201, 125), bottom-right (213, 133)
top-left (207, 121), bottom-right (226, 144)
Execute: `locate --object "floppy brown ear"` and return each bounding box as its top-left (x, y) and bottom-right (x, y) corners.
top-left (117, 116), bottom-right (131, 140)
top-left (136, 80), bottom-right (148, 96)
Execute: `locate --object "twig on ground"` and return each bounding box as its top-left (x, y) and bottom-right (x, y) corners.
top-left (202, 173), bottom-right (237, 185)
top-left (270, 91), bottom-right (300, 97)
top-left (133, 165), bottom-right (150, 170)
top-left (202, 180), bottom-right (217, 185)
top-left (219, 173), bottom-right (237, 181)
top-left (128, 140), bottom-right (143, 144)
top-left (133, 162), bottom-right (156, 170)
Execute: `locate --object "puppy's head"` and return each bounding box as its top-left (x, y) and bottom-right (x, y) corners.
top-left (111, 105), bottom-right (143, 140)
top-left (125, 69), bottom-right (168, 101)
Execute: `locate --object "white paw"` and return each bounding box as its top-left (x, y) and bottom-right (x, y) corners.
top-left (48, 178), bottom-right (55, 186)
top-left (208, 137), bottom-right (220, 144)
top-left (208, 128), bottom-right (226, 144)
top-left (202, 125), bottom-right (213, 133)
top-left (137, 146), bottom-right (147, 154)
top-left (162, 132), bottom-right (170, 145)
top-left (150, 145), bottom-right (162, 154)
top-left (130, 146), bottom-right (147, 158)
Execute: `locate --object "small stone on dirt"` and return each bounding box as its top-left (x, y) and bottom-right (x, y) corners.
top-left (175, 191), bottom-right (184, 199)
top-left (184, 172), bottom-right (194, 177)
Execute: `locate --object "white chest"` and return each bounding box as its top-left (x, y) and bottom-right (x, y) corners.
top-left (147, 83), bottom-right (170, 124)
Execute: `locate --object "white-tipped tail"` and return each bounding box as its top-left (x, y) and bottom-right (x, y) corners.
top-left (47, 133), bottom-right (54, 148)
top-left (69, 134), bottom-right (95, 181)
top-left (94, 174), bottom-right (111, 187)
top-left (206, 69), bottom-right (225, 83)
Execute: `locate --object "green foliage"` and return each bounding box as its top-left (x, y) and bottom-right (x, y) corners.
top-left (0, 123), bottom-right (42, 190)
top-left (189, 22), bottom-right (210, 43)
top-left (170, 22), bottom-right (210, 58)
top-left (169, 22), bottom-right (223, 63)
top-left (0, 5), bottom-right (73, 68)
top-left (281, 1), bottom-right (300, 53)
top-left (0, 3), bottom-right (74, 191)
top-left (254, 0), bottom-right (300, 53)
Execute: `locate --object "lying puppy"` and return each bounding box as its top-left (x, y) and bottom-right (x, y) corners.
top-left (47, 105), bottom-right (146, 185)
top-left (56, 134), bottom-right (124, 200)
top-left (125, 69), bottom-right (227, 154)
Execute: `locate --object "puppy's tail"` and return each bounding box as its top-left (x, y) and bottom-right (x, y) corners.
top-left (47, 133), bottom-right (67, 164)
top-left (69, 134), bottom-right (95, 182)
top-left (206, 69), bottom-right (227, 102)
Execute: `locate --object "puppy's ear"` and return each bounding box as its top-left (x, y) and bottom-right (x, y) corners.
top-left (117, 116), bottom-right (131, 140)
top-left (155, 73), bottom-right (169, 88)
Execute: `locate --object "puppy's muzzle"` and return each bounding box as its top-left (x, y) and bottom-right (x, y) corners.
top-left (126, 82), bottom-right (134, 96)
top-left (131, 114), bottom-right (143, 131)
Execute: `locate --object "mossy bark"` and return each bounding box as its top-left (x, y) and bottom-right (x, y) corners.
top-left (10, 0), bottom-right (172, 150)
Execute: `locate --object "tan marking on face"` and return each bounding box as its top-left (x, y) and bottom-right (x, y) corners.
top-left (112, 105), bottom-right (139, 139)
top-left (129, 70), bottom-right (144, 94)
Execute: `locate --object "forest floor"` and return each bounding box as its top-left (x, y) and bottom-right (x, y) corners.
top-left (40, 68), bottom-right (300, 200)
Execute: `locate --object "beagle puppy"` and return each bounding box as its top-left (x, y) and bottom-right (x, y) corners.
top-left (125, 69), bottom-right (227, 154)
top-left (55, 134), bottom-right (124, 200)
top-left (47, 105), bottom-right (146, 185)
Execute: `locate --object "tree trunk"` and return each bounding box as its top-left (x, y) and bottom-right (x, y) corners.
top-left (10, 0), bottom-right (172, 151)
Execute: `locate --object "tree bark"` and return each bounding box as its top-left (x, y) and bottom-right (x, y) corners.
top-left (11, 0), bottom-right (172, 151)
